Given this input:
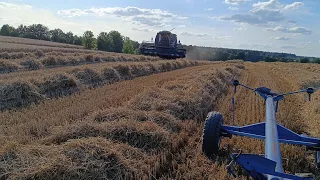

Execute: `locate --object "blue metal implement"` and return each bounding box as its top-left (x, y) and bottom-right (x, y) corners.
top-left (265, 96), bottom-right (283, 179)
top-left (222, 81), bottom-right (320, 180)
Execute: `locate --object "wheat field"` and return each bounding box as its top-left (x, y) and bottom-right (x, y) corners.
top-left (0, 60), bottom-right (243, 179)
top-left (0, 37), bottom-right (320, 179)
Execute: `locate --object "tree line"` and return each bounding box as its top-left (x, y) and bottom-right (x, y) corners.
top-left (1, 24), bottom-right (319, 63)
top-left (0, 24), bottom-right (140, 54)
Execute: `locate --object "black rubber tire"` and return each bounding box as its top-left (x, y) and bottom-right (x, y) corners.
top-left (202, 111), bottom-right (224, 158)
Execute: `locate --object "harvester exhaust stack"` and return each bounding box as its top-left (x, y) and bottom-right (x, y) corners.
top-left (202, 80), bottom-right (320, 180)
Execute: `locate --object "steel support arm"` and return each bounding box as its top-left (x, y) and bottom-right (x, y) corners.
top-left (222, 123), bottom-right (320, 148)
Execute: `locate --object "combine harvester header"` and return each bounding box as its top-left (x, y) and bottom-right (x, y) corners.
top-left (202, 80), bottom-right (320, 180)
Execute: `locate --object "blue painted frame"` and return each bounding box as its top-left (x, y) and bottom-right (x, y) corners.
top-left (224, 81), bottom-right (319, 180)
top-left (222, 123), bottom-right (320, 147)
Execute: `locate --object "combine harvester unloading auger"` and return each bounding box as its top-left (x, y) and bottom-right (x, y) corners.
top-left (202, 80), bottom-right (320, 180)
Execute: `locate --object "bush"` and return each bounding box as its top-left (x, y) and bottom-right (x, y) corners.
top-left (20, 60), bottom-right (41, 70)
top-left (264, 57), bottom-right (278, 62)
top-left (312, 58), bottom-right (320, 64)
top-left (279, 58), bottom-right (288, 62)
top-left (300, 58), bottom-right (310, 63)
top-left (0, 60), bottom-right (19, 74)
top-left (0, 82), bottom-right (43, 110)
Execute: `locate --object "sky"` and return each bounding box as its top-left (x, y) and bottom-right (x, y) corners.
top-left (0, 0), bottom-right (319, 57)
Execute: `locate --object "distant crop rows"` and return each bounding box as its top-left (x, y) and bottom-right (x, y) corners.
top-left (0, 35), bottom-right (84, 49)
top-left (0, 41), bottom-right (92, 53)
top-left (0, 60), bottom-right (205, 111)
top-left (0, 37), bottom-right (154, 63)
top-left (0, 42), bottom-right (165, 74)
top-left (0, 52), bottom-right (163, 74)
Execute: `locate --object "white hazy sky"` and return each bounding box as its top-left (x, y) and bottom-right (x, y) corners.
top-left (0, 0), bottom-right (319, 57)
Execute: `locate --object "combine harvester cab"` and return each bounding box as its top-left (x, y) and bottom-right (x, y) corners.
top-left (139, 31), bottom-right (186, 59)
top-left (202, 80), bottom-right (320, 180)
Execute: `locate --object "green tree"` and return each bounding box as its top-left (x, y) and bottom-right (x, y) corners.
top-left (122, 37), bottom-right (135, 54)
top-left (25, 24), bottom-right (50, 40)
top-left (311, 58), bottom-right (320, 64)
top-left (131, 40), bottom-right (140, 54)
top-left (97, 32), bottom-right (111, 51)
top-left (214, 50), bottom-right (229, 61)
top-left (279, 57), bottom-right (288, 62)
top-left (73, 35), bottom-right (83, 45)
top-left (83, 31), bottom-right (95, 49)
top-left (108, 30), bottom-right (123, 53)
top-left (300, 58), bottom-right (310, 63)
top-left (264, 57), bottom-right (278, 62)
top-left (235, 52), bottom-right (245, 60)
top-left (50, 28), bottom-right (65, 42)
top-left (65, 32), bottom-right (74, 44)
top-left (0, 24), bottom-right (11, 36)
top-left (228, 54), bottom-right (236, 60)
top-left (0, 24), bottom-right (18, 36)
top-left (92, 38), bottom-right (97, 49)
top-left (131, 40), bottom-right (140, 52)
top-left (16, 24), bottom-right (28, 37)
top-left (245, 51), bottom-right (263, 62)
